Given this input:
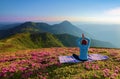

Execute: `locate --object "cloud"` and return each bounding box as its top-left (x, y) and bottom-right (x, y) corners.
top-left (78, 16), bottom-right (120, 24)
top-left (105, 7), bottom-right (120, 15)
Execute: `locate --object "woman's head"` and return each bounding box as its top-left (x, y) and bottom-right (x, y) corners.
top-left (81, 39), bottom-right (88, 45)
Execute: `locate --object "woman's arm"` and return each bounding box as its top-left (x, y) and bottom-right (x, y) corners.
top-left (85, 38), bottom-right (91, 47)
top-left (77, 37), bottom-right (82, 47)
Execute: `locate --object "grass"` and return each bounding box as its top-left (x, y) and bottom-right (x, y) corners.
top-left (0, 47), bottom-right (120, 79)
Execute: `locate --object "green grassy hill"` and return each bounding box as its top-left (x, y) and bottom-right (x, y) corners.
top-left (55, 33), bottom-right (79, 47)
top-left (0, 33), bottom-right (63, 52)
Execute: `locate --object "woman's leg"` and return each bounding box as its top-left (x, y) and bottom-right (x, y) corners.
top-left (72, 54), bottom-right (80, 60)
top-left (72, 54), bottom-right (88, 61)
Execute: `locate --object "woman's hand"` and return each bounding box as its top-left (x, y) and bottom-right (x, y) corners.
top-left (82, 33), bottom-right (85, 39)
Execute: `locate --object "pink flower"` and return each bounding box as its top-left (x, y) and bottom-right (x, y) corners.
top-left (56, 62), bottom-right (61, 66)
top-left (43, 77), bottom-right (46, 79)
top-left (103, 68), bottom-right (110, 77)
top-left (95, 65), bottom-right (100, 70)
top-left (92, 64), bottom-right (95, 70)
top-left (1, 67), bottom-right (8, 73)
top-left (32, 63), bottom-right (36, 67)
top-left (115, 66), bottom-right (120, 71)
top-left (46, 73), bottom-right (48, 75)
top-left (110, 73), bottom-right (118, 79)
top-left (103, 73), bottom-right (108, 77)
top-left (18, 67), bottom-right (26, 72)
top-left (85, 65), bottom-right (90, 70)
top-left (94, 74), bottom-right (99, 78)
top-left (114, 69), bottom-right (119, 73)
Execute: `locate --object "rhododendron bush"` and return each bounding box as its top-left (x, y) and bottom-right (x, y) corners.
top-left (0, 47), bottom-right (120, 79)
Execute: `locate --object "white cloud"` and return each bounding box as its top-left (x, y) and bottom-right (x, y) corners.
top-left (105, 7), bottom-right (120, 15)
top-left (76, 16), bottom-right (120, 24)
top-left (59, 16), bottom-right (120, 24)
top-left (72, 7), bottom-right (120, 24)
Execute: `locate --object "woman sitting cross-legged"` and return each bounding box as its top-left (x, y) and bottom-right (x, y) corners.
top-left (72, 33), bottom-right (91, 61)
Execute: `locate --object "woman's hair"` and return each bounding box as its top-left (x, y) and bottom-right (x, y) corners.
top-left (81, 39), bottom-right (88, 45)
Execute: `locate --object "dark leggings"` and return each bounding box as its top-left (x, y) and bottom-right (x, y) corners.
top-left (72, 54), bottom-right (88, 61)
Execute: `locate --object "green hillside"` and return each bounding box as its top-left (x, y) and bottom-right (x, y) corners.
top-left (30, 32), bottom-right (64, 47)
top-left (0, 33), bottom-right (63, 52)
top-left (0, 32), bottom-right (79, 53)
top-left (55, 33), bottom-right (79, 47)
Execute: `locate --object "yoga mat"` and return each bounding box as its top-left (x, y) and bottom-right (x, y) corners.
top-left (59, 54), bottom-right (109, 63)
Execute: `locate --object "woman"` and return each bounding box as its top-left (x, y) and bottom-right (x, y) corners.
top-left (73, 33), bottom-right (91, 61)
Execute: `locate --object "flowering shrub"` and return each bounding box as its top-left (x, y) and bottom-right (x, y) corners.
top-left (0, 47), bottom-right (120, 79)
top-left (83, 62), bottom-right (100, 70)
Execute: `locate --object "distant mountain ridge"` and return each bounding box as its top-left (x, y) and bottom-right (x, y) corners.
top-left (0, 21), bottom-right (116, 49)
top-left (0, 21), bottom-right (91, 39)
top-left (0, 23), bottom-right (21, 30)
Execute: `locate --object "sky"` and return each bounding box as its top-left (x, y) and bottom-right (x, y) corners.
top-left (1, 0), bottom-right (120, 24)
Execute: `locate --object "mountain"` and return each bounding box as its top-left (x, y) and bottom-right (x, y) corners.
top-left (90, 39), bottom-right (116, 48)
top-left (0, 23), bottom-right (21, 30)
top-left (0, 32), bottom-right (64, 52)
top-left (55, 33), bottom-right (115, 48)
top-left (0, 24), bottom-right (4, 28)
top-left (55, 33), bottom-right (79, 47)
top-left (0, 22), bottom-right (38, 39)
top-left (51, 21), bottom-right (91, 37)
top-left (0, 21), bottom-right (91, 39)
top-left (0, 21), bottom-right (116, 48)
